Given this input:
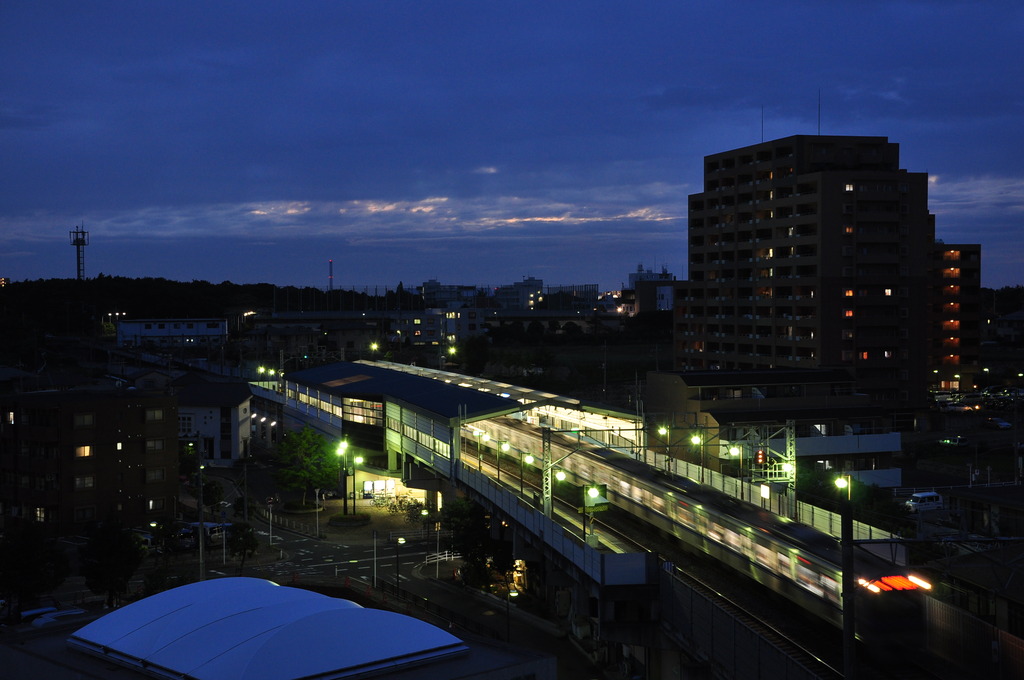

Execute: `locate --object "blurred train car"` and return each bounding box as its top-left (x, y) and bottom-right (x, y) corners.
top-left (554, 444), bottom-right (929, 650)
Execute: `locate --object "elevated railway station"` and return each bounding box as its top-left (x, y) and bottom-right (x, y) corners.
top-left (246, 360), bottom-right (982, 679)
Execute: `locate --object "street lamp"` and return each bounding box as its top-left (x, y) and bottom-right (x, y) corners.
top-left (336, 440), bottom-right (350, 515)
top-left (395, 536), bottom-right (406, 594)
top-left (197, 464), bottom-right (205, 581)
top-left (729, 446), bottom-right (742, 500)
top-left (657, 426), bottom-right (670, 471)
top-left (351, 455), bottom-right (365, 510)
top-left (473, 430), bottom-right (484, 471)
top-left (834, 475), bottom-right (855, 678)
top-left (497, 441), bottom-right (510, 481)
top-left (690, 433), bottom-right (703, 483)
top-left (522, 454), bottom-right (534, 495)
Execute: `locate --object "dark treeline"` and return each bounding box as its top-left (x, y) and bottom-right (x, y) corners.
top-left (0, 276), bottom-right (420, 367)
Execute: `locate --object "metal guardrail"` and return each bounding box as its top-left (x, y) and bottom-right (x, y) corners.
top-left (424, 550), bottom-right (461, 565)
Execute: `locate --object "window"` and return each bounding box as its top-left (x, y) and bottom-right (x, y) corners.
top-left (843, 309), bottom-right (854, 318)
top-left (74, 475), bottom-right (95, 490)
top-left (845, 183), bottom-right (854, 192)
top-left (843, 289), bottom-right (854, 297)
top-left (5, 411), bottom-right (12, 425)
top-left (147, 498), bottom-right (166, 512)
top-left (859, 351), bottom-right (869, 360)
top-left (145, 408), bottom-right (164, 422)
top-left (145, 439), bottom-right (165, 452)
top-left (842, 330), bottom-right (854, 340)
top-left (73, 412), bottom-right (94, 428)
top-left (74, 506), bottom-right (97, 522)
top-left (75, 445), bottom-right (92, 458)
top-left (884, 288), bottom-right (893, 296)
top-left (146, 468), bottom-right (166, 482)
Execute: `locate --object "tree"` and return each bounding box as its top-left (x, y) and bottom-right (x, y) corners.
top-left (274, 426), bottom-right (338, 506)
top-left (440, 498), bottom-right (497, 588)
top-left (227, 522), bottom-right (260, 575)
top-left (461, 335), bottom-right (490, 374)
top-left (79, 518), bottom-right (146, 609)
top-left (0, 523), bottom-right (70, 621)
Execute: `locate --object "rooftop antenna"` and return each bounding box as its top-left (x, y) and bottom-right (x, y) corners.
top-left (69, 223), bottom-right (89, 280)
top-left (761, 105), bottom-right (764, 142)
top-left (817, 89), bottom-right (821, 136)
top-left (328, 259), bottom-right (334, 292)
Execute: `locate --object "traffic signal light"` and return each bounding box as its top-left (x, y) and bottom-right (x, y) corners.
top-left (755, 448), bottom-right (765, 465)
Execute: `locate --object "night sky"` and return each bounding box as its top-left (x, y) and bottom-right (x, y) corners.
top-left (2, 2), bottom-right (1022, 291)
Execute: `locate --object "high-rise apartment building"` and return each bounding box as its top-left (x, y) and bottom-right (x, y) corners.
top-left (675, 135), bottom-right (980, 412)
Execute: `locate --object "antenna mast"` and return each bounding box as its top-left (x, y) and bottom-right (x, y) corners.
top-left (69, 224), bottom-right (89, 280)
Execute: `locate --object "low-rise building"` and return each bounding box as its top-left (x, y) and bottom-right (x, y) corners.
top-left (173, 377), bottom-right (253, 466)
top-left (116, 318), bottom-right (228, 349)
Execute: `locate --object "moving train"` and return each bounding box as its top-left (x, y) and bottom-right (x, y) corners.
top-left (543, 430), bottom-right (930, 647)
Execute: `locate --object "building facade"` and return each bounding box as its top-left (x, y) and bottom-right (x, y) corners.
top-left (0, 389), bottom-right (180, 536)
top-left (117, 318), bottom-right (228, 349)
top-left (676, 135), bottom-right (981, 413)
top-left (174, 379), bottom-right (253, 465)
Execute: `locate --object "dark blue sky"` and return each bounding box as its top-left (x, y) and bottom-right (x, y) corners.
top-left (2, 2), bottom-right (1022, 290)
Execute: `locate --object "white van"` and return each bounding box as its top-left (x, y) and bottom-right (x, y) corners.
top-left (905, 492), bottom-right (943, 513)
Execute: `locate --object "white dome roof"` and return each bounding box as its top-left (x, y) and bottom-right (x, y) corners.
top-left (67, 577), bottom-right (468, 680)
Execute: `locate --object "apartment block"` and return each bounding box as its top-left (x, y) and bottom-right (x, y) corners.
top-left (0, 389), bottom-right (180, 536)
top-left (676, 135), bottom-right (980, 412)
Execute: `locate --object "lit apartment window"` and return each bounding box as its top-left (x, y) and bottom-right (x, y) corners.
top-left (843, 289), bottom-right (854, 297)
top-left (147, 498), bottom-right (166, 512)
top-left (859, 351), bottom-right (869, 360)
top-left (75, 445), bottom-right (92, 458)
top-left (884, 288), bottom-right (893, 296)
top-left (843, 309), bottom-right (854, 318)
top-left (844, 183), bottom-right (854, 192)
top-left (145, 408), bottom-right (164, 422)
top-left (117, 442), bottom-right (123, 450)
top-left (843, 225), bottom-right (854, 234)
top-left (74, 475), bottom-right (95, 490)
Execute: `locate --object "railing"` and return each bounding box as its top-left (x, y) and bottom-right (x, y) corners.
top-left (425, 550), bottom-right (462, 565)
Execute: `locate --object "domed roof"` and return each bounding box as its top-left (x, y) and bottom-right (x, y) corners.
top-left (67, 577), bottom-right (468, 680)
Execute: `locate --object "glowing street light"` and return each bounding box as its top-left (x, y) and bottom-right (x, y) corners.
top-left (336, 440), bottom-right (351, 515)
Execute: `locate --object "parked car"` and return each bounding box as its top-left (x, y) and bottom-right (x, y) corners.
top-left (905, 491), bottom-right (944, 513)
top-left (938, 435), bottom-right (969, 447)
top-left (30, 608), bottom-right (87, 627)
top-left (984, 417), bottom-right (1012, 430)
